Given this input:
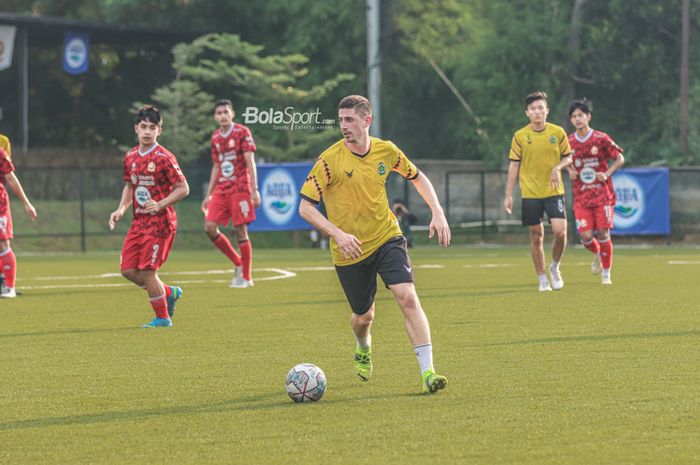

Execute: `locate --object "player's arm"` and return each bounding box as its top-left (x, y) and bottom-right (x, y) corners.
top-left (243, 151), bottom-right (260, 208)
top-left (504, 161), bottom-right (520, 215)
top-left (410, 172), bottom-right (450, 247)
top-left (109, 183), bottom-right (134, 230)
top-left (144, 180), bottom-right (190, 213)
top-left (3, 172), bottom-right (36, 220)
top-left (201, 163), bottom-right (219, 214)
top-left (550, 155), bottom-right (573, 190)
top-left (598, 152), bottom-right (625, 182)
top-left (299, 198), bottom-right (362, 260)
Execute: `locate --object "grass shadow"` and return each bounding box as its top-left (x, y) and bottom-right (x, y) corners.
top-left (485, 330), bottom-right (700, 346)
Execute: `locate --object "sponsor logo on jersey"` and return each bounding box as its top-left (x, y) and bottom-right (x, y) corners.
top-left (220, 161), bottom-right (235, 178)
top-left (580, 167), bottom-right (597, 184)
top-left (135, 186), bottom-right (151, 206)
top-left (377, 162), bottom-right (386, 176)
top-left (344, 170), bottom-right (353, 178)
top-left (130, 174), bottom-right (138, 185)
top-left (549, 135), bottom-right (557, 144)
top-left (574, 158), bottom-right (582, 168)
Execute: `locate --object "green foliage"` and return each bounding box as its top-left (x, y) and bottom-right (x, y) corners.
top-left (146, 33), bottom-right (354, 162)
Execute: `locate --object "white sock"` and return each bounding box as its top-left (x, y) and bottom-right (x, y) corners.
top-left (539, 273), bottom-right (550, 285)
top-left (355, 333), bottom-right (371, 351)
top-left (550, 260), bottom-right (560, 271)
top-left (414, 343), bottom-right (434, 375)
top-left (602, 268), bottom-right (611, 279)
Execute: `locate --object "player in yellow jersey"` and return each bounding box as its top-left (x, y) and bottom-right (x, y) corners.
top-left (504, 91), bottom-right (573, 291)
top-left (299, 95), bottom-right (450, 394)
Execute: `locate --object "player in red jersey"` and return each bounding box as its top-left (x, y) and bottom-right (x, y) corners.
top-left (109, 105), bottom-right (190, 327)
top-left (201, 99), bottom-right (259, 288)
top-left (0, 143), bottom-right (38, 298)
top-left (567, 99), bottom-right (625, 285)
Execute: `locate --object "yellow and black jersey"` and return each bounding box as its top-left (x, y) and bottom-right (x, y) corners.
top-left (509, 123), bottom-right (571, 198)
top-left (0, 134), bottom-right (10, 158)
top-left (300, 137), bottom-right (419, 266)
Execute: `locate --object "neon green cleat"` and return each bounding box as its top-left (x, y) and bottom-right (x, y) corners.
top-left (422, 371), bottom-right (448, 394)
top-left (354, 347), bottom-right (373, 381)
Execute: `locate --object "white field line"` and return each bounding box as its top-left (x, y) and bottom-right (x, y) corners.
top-left (21, 268), bottom-right (297, 290)
top-left (668, 260), bottom-right (700, 265)
top-left (463, 263), bottom-right (515, 268)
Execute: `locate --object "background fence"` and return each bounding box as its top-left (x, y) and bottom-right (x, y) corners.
top-left (8, 164), bottom-right (700, 252)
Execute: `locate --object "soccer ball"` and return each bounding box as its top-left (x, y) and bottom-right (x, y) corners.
top-left (285, 363), bottom-right (327, 403)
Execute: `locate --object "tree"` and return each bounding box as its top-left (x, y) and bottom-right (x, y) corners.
top-left (142, 33), bottom-right (354, 163)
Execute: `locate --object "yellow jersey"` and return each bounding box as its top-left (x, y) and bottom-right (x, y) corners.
top-left (300, 137), bottom-right (419, 266)
top-left (0, 134), bottom-right (10, 158)
top-left (509, 123), bottom-right (571, 198)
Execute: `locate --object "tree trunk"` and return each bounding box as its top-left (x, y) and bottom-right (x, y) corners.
top-left (560, 0), bottom-right (589, 129)
top-left (679, 0), bottom-right (690, 161)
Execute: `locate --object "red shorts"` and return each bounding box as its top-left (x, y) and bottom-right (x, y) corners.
top-left (574, 204), bottom-right (614, 233)
top-left (120, 228), bottom-right (175, 271)
top-left (206, 191), bottom-right (256, 227)
top-left (0, 204), bottom-right (13, 240)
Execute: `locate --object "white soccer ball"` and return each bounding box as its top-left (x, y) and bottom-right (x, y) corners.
top-left (285, 363), bottom-right (327, 403)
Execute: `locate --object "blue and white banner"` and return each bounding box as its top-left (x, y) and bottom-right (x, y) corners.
top-left (63, 32), bottom-right (89, 75)
top-left (250, 162), bottom-right (314, 232)
top-left (0, 25), bottom-right (17, 72)
top-left (611, 167), bottom-right (670, 235)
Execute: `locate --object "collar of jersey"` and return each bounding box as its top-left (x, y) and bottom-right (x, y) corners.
top-left (345, 141), bottom-right (372, 158)
top-left (138, 143), bottom-right (159, 157)
top-left (220, 123), bottom-right (236, 138)
top-left (575, 129), bottom-right (594, 143)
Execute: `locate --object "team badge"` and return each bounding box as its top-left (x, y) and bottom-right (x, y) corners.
top-left (131, 162), bottom-right (137, 169)
top-left (228, 139), bottom-right (235, 148)
top-left (591, 146), bottom-right (599, 155)
top-left (377, 162), bottom-right (386, 175)
top-left (527, 135), bottom-right (532, 144)
top-left (549, 135), bottom-right (557, 144)
top-left (147, 162), bottom-right (156, 172)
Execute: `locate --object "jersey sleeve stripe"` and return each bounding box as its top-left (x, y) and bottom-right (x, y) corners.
top-left (300, 193), bottom-right (320, 205)
top-left (406, 169), bottom-right (420, 181)
top-left (321, 159), bottom-right (332, 186)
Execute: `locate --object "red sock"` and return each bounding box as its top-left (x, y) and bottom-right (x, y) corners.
top-left (149, 295), bottom-right (169, 319)
top-left (582, 237), bottom-right (600, 255)
top-left (599, 238), bottom-right (613, 270)
top-left (213, 234), bottom-right (242, 266)
top-left (239, 239), bottom-right (252, 281)
top-left (164, 285), bottom-right (172, 298)
top-left (0, 248), bottom-right (17, 288)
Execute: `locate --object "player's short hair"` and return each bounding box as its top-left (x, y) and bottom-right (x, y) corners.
top-left (338, 95), bottom-right (372, 117)
top-left (524, 91), bottom-right (548, 109)
top-left (135, 105), bottom-right (162, 125)
top-left (214, 99), bottom-right (234, 113)
top-left (568, 98), bottom-right (592, 117)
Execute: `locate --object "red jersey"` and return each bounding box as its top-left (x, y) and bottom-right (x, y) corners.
top-left (210, 123), bottom-right (257, 195)
top-left (568, 129), bottom-right (623, 208)
top-left (0, 148), bottom-right (14, 199)
top-left (123, 144), bottom-right (186, 237)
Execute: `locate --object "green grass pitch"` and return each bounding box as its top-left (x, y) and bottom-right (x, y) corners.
top-left (0, 246), bottom-right (698, 464)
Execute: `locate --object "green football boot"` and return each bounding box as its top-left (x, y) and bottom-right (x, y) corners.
top-left (422, 370), bottom-right (448, 394)
top-left (354, 347), bottom-right (373, 381)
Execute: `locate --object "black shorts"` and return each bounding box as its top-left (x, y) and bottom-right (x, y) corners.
top-left (521, 195), bottom-right (567, 226)
top-left (335, 236), bottom-right (414, 315)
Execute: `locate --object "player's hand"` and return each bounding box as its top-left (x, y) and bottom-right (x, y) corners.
top-left (504, 195), bottom-right (513, 215)
top-left (429, 210), bottom-right (451, 247)
top-left (568, 167), bottom-right (578, 180)
top-left (550, 168), bottom-right (561, 190)
top-left (143, 200), bottom-right (161, 213)
top-left (252, 189), bottom-right (261, 208)
top-left (333, 230), bottom-right (362, 260)
top-left (24, 202), bottom-right (37, 221)
top-left (109, 208), bottom-right (124, 231)
top-left (201, 197), bottom-right (210, 215)
top-left (596, 172), bottom-right (608, 182)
